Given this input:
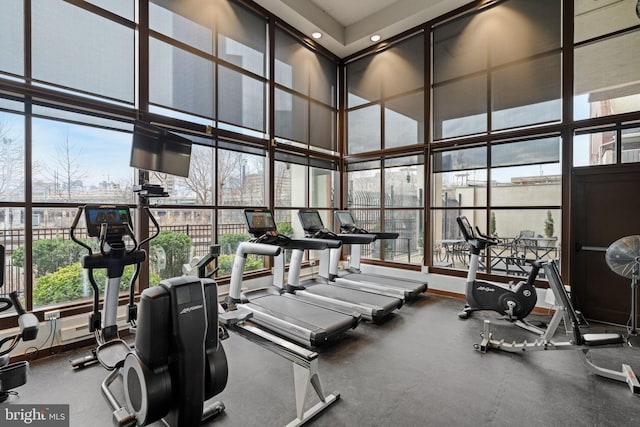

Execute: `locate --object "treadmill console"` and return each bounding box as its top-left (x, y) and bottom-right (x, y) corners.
top-left (335, 211), bottom-right (365, 233)
top-left (84, 205), bottom-right (133, 239)
top-left (244, 209), bottom-right (277, 236)
top-left (297, 210), bottom-right (327, 233)
top-left (244, 209), bottom-right (292, 246)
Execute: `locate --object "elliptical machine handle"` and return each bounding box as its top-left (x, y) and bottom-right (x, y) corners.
top-left (138, 207), bottom-right (160, 249)
top-left (70, 206), bottom-right (93, 255)
top-left (8, 292), bottom-right (25, 316)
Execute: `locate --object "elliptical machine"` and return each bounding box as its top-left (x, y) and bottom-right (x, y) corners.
top-left (0, 245), bottom-right (39, 402)
top-left (69, 205), bottom-right (151, 368)
top-left (71, 204), bottom-right (228, 426)
top-left (456, 216), bottom-right (539, 325)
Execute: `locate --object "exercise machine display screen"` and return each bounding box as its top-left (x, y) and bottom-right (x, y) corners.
top-left (175, 280), bottom-right (203, 306)
top-left (85, 205), bottom-right (133, 238)
top-left (335, 211), bottom-right (355, 228)
top-left (298, 211), bottom-right (324, 232)
top-left (244, 209), bottom-right (277, 235)
top-left (456, 216), bottom-right (476, 241)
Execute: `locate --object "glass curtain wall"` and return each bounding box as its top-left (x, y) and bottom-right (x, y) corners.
top-left (274, 26), bottom-right (338, 154)
top-left (346, 33), bottom-right (425, 154)
top-left (0, 0), bottom-right (337, 316)
top-left (427, 0), bottom-right (639, 279)
top-left (274, 152), bottom-right (338, 263)
top-left (430, 0), bottom-right (563, 279)
top-left (272, 24), bottom-right (340, 266)
top-left (0, 108), bottom-right (25, 311)
top-left (573, 0), bottom-right (640, 167)
top-left (346, 156), bottom-right (424, 266)
top-left (4, 0), bottom-right (138, 312)
top-left (431, 139), bottom-right (562, 277)
top-left (4, 0), bottom-right (640, 315)
top-left (345, 33), bottom-right (425, 267)
top-left (432, 0), bottom-right (561, 140)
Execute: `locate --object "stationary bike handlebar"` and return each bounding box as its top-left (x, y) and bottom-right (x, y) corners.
top-left (456, 216), bottom-right (498, 250)
top-left (0, 292), bottom-right (39, 357)
top-left (474, 226), bottom-right (499, 246)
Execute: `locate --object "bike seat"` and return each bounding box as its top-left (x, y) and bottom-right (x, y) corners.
top-left (0, 361), bottom-right (29, 399)
top-left (529, 259), bottom-right (546, 269)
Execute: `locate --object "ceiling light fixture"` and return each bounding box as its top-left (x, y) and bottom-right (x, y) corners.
top-left (312, 32), bottom-right (322, 39)
top-left (370, 34), bottom-right (381, 42)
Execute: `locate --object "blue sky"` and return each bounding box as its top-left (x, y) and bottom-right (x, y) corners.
top-left (30, 118), bottom-right (134, 187)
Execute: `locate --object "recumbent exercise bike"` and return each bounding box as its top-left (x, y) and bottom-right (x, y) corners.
top-left (0, 244), bottom-right (39, 402)
top-left (70, 205), bottom-right (227, 426)
top-left (456, 216), bottom-right (541, 330)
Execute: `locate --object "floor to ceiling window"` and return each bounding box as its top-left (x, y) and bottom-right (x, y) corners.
top-left (430, 0), bottom-right (563, 280)
top-left (345, 33), bottom-right (425, 267)
top-left (573, 0), bottom-right (640, 167)
top-left (0, 0), bottom-right (338, 319)
top-left (1, 0), bottom-right (640, 321)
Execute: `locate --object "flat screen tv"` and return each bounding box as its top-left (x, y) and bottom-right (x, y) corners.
top-left (130, 121), bottom-right (192, 178)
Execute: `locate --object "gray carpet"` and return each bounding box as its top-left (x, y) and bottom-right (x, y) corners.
top-left (6, 294), bottom-right (640, 427)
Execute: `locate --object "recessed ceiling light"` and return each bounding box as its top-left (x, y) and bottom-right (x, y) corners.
top-left (370, 34), bottom-right (381, 42)
top-left (312, 32), bottom-right (322, 39)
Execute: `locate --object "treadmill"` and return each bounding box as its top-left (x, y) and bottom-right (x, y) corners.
top-left (226, 209), bottom-right (360, 348)
top-left (285, 213), bottom-right (403, 323)
top-left (312, 210), bottom-right (427, 300)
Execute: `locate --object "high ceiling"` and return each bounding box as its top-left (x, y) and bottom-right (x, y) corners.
top-left (252, 0), bottom-right (471, 58)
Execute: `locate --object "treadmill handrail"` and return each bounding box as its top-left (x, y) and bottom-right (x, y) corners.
top-left (309, 231), bottom-right (375, 245)
top-left (229, 242), bottom-right (281, 301)
top-left (336, 233), bottom-right (376, 244)
top-left (277, 237), bottom-right (342, 250)
top-left (363, 231), bottom-right (399, 240)
top-left (253, 232), bottom-right (342, 250)
top-left (238, 242), bottom-right (282, 257)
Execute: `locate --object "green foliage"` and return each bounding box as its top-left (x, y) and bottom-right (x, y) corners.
top-left (33, 263), bottom-right (161, 307)
top-left (276, 222), bottom-right (293, 237)
top-left (12, 237), bottom-right (91, 278)
top-left (217, 254), bottom-right (263, 276)
top-left (544, 210), bottom-right (554, 238)
top-left (12, 233), bottom-right (177, 306)
top-left (33, 263), bottom-right (84, 306)
top-left (218, 233), bottom-right (251, 255)
top-left (490, 212), bottom-right (497, 236)
top-left (150, 230), bottom-right (192, 278)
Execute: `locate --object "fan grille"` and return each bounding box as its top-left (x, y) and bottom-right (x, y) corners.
top-left (605, 235), bottom-right (640, 279)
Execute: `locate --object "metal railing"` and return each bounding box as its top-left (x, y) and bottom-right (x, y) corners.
top-left (0, 216), bottom-right (422, 298)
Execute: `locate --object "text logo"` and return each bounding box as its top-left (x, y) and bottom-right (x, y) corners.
top-left (2, 405), bottom-right (69, 426)
top-left (179, 304), bottom-right (204, 315)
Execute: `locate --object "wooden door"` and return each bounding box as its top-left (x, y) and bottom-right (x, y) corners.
top-left (571, 167), bottom-right (640, 325)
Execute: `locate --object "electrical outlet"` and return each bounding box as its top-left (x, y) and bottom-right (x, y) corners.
top-left (44, 310), bottom-right (60, 321)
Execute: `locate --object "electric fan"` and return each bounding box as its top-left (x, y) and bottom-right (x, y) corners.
top-left (605, 235), bottom-right (640, 336)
